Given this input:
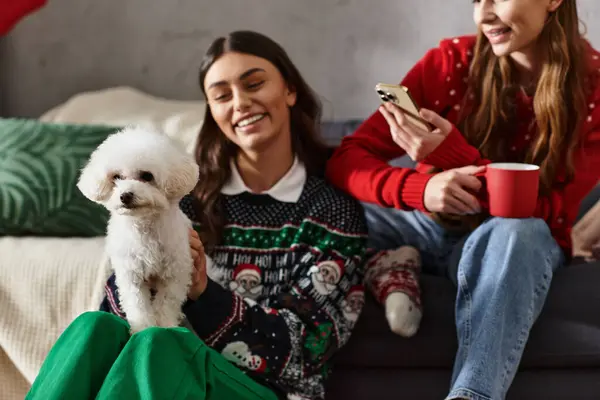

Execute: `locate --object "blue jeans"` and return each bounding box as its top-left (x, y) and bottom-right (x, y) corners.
top-left (362, 203), bottom-right (565, 400)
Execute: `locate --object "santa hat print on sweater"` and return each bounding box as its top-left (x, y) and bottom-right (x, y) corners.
top-left (348, 285), bottom-right (363, 297)
top-left (233, 263), bottom-right (262, 281)
top-left (315, 259), bottom-right (344, 281)
top-left (329, 259), bottom-right (344, 277)
top-left (229, 263), bottom-right (264, 300)
top-left (342, 285), bottom-right (365, 324)
top-left (309, 259), bottom-right (346, 296)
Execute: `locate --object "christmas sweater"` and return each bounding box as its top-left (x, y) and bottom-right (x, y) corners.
top-left (100, 174), bottom-right (369, 400)
top-left (326, 34), bottom-right (600, 253)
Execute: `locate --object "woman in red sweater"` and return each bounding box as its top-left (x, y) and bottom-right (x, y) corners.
top-left (327, 1), bottom-right (600, 400)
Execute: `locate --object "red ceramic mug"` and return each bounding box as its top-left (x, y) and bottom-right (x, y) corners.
top-left (479, 163), bottom-right (540, 218)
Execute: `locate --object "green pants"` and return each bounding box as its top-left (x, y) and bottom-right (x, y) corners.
top-left (26, 311), bottom-right (279, 400)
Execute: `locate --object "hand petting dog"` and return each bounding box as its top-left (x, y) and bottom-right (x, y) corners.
top-left (188, 228), bottom-right (208, 300)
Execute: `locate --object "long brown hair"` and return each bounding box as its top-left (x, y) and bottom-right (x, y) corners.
top-left (192, 30), bottom-right (330, 248)
top-left (460, 1), bottom-right (588, 194)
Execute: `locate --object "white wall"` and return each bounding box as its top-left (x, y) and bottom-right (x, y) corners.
top-left (2, 0), bottom-right (599, 119)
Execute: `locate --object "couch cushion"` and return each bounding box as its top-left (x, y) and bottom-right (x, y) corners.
top-left (0, 118), bottom-right (118, 236)
top-left (326, 368), bottom-right (600, 400)
top-left (320, 120), bottom-right (364, 146)
top-left (333, 261), bottom-right (600, 369)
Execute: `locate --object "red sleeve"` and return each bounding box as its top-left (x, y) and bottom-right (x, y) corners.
top-left (324, 109), bottom-right (432, 211)
top-left (423, 126), bottom-right (490, 168)
top-left (417, 36), bottom-right (489, 170)
top-left (325, 47), bottom-right (446, 211)
top-left (326, 37), bottom-right (478, 211)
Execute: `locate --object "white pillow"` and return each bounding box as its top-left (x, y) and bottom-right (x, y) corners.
top-left (40, 86), bottom-right (206, 154)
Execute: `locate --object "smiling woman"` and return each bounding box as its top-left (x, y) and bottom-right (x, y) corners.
top-left (25, 30), bottom-right (369, 400)
top-left (203, 55), bottom-right (296, 181)
top-left (194, 31), bottom-right (332, 248)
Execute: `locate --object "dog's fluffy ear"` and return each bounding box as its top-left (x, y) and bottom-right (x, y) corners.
top-left (76, 156), bottom-right (114, 203)
top-left (165, 155), bottom-right (200, 199)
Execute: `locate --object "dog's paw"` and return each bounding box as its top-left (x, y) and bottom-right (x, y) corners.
top-left (129, 322), bottom-right (149, 335)
top-left (127, 315), bottom-right (156, 334)
top-left (155, 310), bottom-right (184, 328)
top-left (158, 317), bottom-right (183, 328)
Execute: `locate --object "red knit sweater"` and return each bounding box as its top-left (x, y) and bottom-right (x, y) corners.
top-left (326, 35), bottom-right (600, 253)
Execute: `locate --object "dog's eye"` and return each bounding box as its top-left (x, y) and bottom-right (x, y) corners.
top-left (112, 174), bottom-right (123, 181)
top-left (140, 171), bottom-right (154, 182)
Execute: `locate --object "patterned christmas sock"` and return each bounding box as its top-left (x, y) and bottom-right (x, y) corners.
top-left (364, 245), bottom-right (423, 337)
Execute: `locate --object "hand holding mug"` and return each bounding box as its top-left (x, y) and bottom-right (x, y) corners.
top-left (423, 165), bottom-right (486, 215)
top-left (424, 162), bottom-right (541, 218)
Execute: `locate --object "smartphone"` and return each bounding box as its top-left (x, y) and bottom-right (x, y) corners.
top-left (375, 83), bottom-right (432, 132)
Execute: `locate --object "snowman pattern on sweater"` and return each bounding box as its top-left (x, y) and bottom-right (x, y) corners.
top-left (222, 341), bottom-right (268, 373)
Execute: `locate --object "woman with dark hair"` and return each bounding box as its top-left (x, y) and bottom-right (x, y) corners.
top-left (326, 1), bottom-right (600, 399)
top-left (27, 31), bottom-right (368, 400)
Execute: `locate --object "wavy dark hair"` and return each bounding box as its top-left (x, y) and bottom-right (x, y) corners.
top-left (192, 30), bottom-right (330, 248)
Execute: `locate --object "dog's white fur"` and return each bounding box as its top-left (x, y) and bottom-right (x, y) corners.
top-left (77, 126), bottom-right (200, 333)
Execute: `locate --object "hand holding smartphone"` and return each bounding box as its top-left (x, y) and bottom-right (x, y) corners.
top-left (375, 83), bottom-right (433, 132)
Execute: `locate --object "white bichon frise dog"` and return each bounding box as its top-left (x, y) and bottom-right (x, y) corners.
top-left (77, 126), bottom-right (200, 333)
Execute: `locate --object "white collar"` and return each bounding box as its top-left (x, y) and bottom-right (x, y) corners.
top-left (221, 156), bottom-right (306, 203)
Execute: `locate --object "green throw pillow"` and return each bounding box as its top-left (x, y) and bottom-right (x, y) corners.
top-left (0, 118), bottom-right (120, 237)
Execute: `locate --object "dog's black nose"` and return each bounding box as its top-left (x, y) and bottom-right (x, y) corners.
top-left (120, 192), bottom-right (134, 206)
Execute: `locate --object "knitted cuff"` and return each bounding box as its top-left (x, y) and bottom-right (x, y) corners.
top-left (421, 126), bottom-right (481, 170)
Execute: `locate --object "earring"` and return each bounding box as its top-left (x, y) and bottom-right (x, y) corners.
top-left (544, 10), bottom-right (556, 26)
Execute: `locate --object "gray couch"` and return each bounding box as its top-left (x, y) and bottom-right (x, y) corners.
top-left (321, 121), bottom-right (600, 400)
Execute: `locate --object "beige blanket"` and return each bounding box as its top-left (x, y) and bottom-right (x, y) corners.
top-left (0, 237), bottom-right (110, 399)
